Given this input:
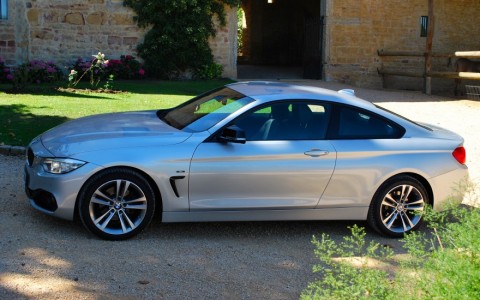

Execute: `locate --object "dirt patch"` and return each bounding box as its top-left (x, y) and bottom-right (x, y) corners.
top-left (57, 87), bottom-right (127, 94)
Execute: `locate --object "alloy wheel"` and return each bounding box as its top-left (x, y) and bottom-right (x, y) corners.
top-left (380, 184), bottom-right (425, 234)
top-left (88, 179), bottom-right (148, 236)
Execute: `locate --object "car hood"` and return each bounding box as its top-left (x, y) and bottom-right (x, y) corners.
top-left (41, 110), bottom-right (192, 157)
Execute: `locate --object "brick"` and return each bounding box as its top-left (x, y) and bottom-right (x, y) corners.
top-left (27, 9), bottom-right (39, 24)
top-left (108, 35), bottom-right (122, 45)
top-left (86, 12), bottom-right (107, 25)
top-left (64, 13), bottom-right (84, 25)
top-left (112, 13), bottom-right (135, 26)
top-left (123, 37), bottom-right (137, 45)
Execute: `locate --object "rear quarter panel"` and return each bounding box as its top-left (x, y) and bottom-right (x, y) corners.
top-left (318, 137), bottom-right (465, 212)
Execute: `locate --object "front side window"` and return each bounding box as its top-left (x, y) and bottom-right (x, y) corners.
top-left (233, 101), bottom-right (331, 141)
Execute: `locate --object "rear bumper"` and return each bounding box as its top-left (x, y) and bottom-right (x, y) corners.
top-left (430, 166), bottom-right (469, 209)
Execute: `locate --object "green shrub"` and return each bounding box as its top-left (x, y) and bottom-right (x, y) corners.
top-left (303, 200), bottom-right (480, 299)
top-left (399, 202), bottom-right (480, 299)
top-left (123, 0), bottom-right (239, 79)
top-left (302, 225), bottom-right (394, 300)
top-left (9, 60), bottom-right (63, 91)
top-left (105, 55), bottom-right (145, 80)
top-left (194, 63), bottom-right (223, 79)
top-left (0, 57), bottom-right (13, 83)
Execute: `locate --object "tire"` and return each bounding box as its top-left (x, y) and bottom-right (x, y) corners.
top-left (368, 176), bottom-right (428, 237)
top-left (78, 168), bottom-right (156, 240)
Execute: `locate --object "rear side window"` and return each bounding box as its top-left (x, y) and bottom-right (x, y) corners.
top-left (331, 105), bottom-right (404, 139)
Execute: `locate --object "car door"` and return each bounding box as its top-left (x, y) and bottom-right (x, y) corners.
top-left (317, 104), bottom-right (407, 208)
top-left (188, 101), bottom-right (337, 211)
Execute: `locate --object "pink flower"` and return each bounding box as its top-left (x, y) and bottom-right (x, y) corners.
top-left (6, 74), bottom-right (13, 80)
top-left (138, 69), bottom-right (145, 76)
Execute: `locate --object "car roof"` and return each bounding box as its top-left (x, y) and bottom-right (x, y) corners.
top-left (226, 81), bottom-right (376, 109)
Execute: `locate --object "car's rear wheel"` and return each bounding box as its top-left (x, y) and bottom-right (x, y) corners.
top-left (78, 168), bottom-right (155, 240)
top-left (368, 176), bottom-right (428, 237)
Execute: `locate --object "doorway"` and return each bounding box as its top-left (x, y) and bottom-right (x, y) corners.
top-left (237, 0), bottom-right (322, 80)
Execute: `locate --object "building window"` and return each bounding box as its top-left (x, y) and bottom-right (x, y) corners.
top-left (420, 16), bottom-right (428, 37)
top-left (0, 0), bottom-right (7, 20)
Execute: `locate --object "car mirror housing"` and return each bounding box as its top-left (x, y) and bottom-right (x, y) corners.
top-left (218, 125), bottom-right (246, 144)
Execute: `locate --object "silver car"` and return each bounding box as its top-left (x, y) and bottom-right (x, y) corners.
top-left (24, 82), bottom-right (468, 240)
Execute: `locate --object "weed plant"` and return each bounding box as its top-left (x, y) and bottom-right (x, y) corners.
top-left (302, 195), bottom-right (480, 299)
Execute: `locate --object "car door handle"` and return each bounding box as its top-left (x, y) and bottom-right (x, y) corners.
top-left (304, 149), bottom-right (329, 157)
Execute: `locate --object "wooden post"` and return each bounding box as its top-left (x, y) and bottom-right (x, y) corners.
top-left (424, 0), bottom-right (435, 95)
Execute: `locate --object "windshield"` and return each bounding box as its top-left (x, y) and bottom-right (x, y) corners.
top-left (159, 87), bottom-right (254, 132)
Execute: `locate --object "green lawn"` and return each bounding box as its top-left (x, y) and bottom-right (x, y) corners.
top-left (0, 79), bottom-right (233, 146)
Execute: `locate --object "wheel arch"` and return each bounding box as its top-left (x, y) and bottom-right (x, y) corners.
top-left (380, 172), bottom-right (434, 206)
top-left (73, 166), bottom-right (163, 221)
top-left (367, 171), bottom-right (433, 237)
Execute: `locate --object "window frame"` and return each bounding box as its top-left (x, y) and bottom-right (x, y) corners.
top-left (420, 16), bottom-right (428, 37)
top-left (214, 100), bottom-right (333, 142)
top-left (0, 0), bottom-right (7, 20)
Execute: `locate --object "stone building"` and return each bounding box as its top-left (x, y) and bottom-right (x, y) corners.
top-left (240, 0), bottom-right (480, 91)
top-left (1, 0), bottom-right (479, 91)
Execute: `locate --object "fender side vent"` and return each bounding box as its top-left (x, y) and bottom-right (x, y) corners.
top-left (169, 176), bottom-right (185, 197)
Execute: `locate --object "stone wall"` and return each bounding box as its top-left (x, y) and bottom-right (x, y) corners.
top-left (3, 0), bottom-right (477, 87)
top-left (323, 0), bottom-right (480, 91)
top-left (209, 6), bottom-right (238, 78)
top-left (0, 0), bottom-right (237, 78)
top-left (0, 0), bottom-right (19, 65)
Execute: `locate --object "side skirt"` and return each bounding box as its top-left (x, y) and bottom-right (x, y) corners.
top-left (162, 207), bottom-right (369, 223)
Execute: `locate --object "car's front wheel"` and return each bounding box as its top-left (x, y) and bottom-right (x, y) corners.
top-left (368, 176), bottom-right (428, 237)
top-left (78, 168), bottom-right (156, 240)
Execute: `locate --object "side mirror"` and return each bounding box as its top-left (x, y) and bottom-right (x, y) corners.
top-left (218, 125), bottom-right (246, 144)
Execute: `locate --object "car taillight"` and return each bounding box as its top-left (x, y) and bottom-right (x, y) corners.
top-left (452, 146), bottom-right (466, 164)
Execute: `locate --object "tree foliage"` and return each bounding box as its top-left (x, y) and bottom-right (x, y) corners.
top-left (123, 0), bottom-right (239, 78)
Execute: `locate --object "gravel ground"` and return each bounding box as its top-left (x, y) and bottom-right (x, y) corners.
top-left (1, 82), bottom-right (479, 299)
top-left (0, 154), bottom-right (403, 299)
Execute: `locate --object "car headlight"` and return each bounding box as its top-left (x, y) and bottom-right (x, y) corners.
top-left (42, 158), bottom-right (86, 174)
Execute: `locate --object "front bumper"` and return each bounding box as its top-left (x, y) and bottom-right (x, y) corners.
top-left (24, 143), bottom-right (102, 220)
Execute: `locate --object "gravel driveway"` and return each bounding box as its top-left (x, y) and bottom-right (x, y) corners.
top-left (1, 82), bottom-right (478, 299)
